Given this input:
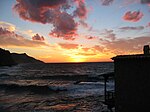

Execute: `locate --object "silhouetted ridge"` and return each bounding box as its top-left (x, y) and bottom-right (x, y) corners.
top-left (12, 53), bottom-right (43, 64)
top-left (0, 48), bottom-right (44, 66)
top-left (0, 48), bottom-right (17, 66)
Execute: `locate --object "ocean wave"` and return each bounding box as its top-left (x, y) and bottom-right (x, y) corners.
top-left (0, 73), bottom-right (10, 78)
top-left (0, 74), bottom-right (12, 80)
top-left (38, 75), bottom-right (100, 82)
top-left (0, 83), bottom-right (67, 94)
top-left (77, 81), bottom-right (104, 85)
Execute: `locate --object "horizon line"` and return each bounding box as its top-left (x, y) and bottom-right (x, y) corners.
top-left (44, 61), bottom-right (113, 64)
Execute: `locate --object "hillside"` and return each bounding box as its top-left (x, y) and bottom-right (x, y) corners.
top-left (0, 48), bottom-right (16, 66)
top-left (11, 53), bottom-right (43, 64)
top-left (0, 48), bottom-right (44, 66)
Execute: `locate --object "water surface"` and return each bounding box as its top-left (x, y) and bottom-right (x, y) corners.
top-left (0, 62), bottom-right (114, 112)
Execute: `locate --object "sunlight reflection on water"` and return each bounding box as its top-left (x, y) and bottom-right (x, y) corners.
top-left (0, 62), bottom-right (114, 111)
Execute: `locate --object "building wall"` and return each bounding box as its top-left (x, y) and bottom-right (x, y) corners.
top-left (115, 58), bottom-right (150, 112)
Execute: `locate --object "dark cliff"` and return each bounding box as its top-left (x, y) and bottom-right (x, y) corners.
top-left (0, 48), bottom-right (44, 66)
top-left (0, 48), bottom-right (16, 66)
top-left (11, 53), bottom-right (43, 64)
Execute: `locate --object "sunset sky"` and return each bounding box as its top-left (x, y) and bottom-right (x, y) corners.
top-left (0, 0), bottom-right (150, 62)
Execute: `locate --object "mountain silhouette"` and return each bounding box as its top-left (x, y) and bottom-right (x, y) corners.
top-left (0, 48), bottom-right (44, 66)
top-left (0, 48), bottom-right (16, 66)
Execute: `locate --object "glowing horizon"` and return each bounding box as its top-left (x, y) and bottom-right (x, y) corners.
top-left (0, 0), bottom-right (150, 62)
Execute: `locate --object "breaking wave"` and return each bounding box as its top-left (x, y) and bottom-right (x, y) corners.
top-left (0, 83), bottom-right (67, 94)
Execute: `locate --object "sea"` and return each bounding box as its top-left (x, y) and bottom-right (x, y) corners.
top-left (0, 62), bottom-right (114, 112)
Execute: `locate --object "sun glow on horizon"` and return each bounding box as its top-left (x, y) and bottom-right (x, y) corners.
top-left (1, 0), bottom-right (149, 63)
top-left (70, 56), bottom-right (86, 62)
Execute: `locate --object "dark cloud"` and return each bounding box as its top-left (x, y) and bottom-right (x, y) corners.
top-left (13, 0), bottom-right (79, 40)
top-left (79, 20), bottom-right (88, 28)
top-left (123, 11), bottom-right (143, 22)
top-left (141, 0), bottom-right (150, 4)
top-left (13, 0), bottom-right (66, 24)
top-left (101, 29), bottom-right (117, 41)
top-left (74, 0), bottom-right (87, 19)
top-left (49, 12), bottom-right (77, 40)
top-left (23, 0), bottom-right (67, 8)
top-left (32, 34), bottom-right (45, 41)
top-left (87, 36), bottom-right (95, 40)
top-left (86, 36), bottom-right (97, 40)
top-left (0, 27), bottom-right (47, 47)
top-left (58, 43), bottom-right (79, 49)
top-left (100, 0), bottom-right (114, 6)
top-left (119, 26), bottom-right (144, 31)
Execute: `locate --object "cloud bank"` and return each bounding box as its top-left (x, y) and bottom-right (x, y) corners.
top-left (58, 43), bottom-right (79, 49)
top-left (13, 0), bottom-right (88, 40)
top-left (0, 21), bottom-right (16, 32)
top-left (0, 27), bottom-right (47, 47)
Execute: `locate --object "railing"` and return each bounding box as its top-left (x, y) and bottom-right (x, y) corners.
top-left (104, 90), bottom-right (115, 111)
top-left (106, 90), bottom-right (115, 102)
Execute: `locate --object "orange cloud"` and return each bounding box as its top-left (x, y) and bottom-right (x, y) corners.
top-left (93, 45), bottom-right (104, 52)
top-left (77, 53), bottom-right (97, 56)
top-left (123, 11), bottom-right (143, 22)
top-left (0, 27), bottom-right (47, 47)
top-left (58, 43), bottom-right (79, 49)
top-left (82, 48), bottom-right (90, 52)
top-left (0, 21), bottom-right (16, 32)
